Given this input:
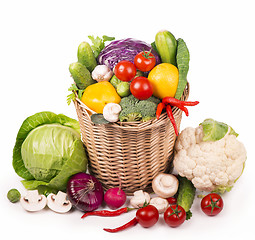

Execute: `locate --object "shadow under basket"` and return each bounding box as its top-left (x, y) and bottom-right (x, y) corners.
top-left (73, 84), bottom-right (189, 195)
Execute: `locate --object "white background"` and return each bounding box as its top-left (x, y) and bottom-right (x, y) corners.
top-left (0, 0), bottom-right (254, 239)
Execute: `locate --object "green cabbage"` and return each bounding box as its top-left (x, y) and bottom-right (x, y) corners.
top-left (13, 112), bottom-right (87, 192)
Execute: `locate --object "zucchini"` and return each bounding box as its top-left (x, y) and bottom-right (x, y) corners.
top-left (155, 30), bottom-right (177, 66)
top-left (77, 42), bottom-right (97, 72)
top-left (177, 176), bottom-right (196, 220)
top-left (174, 38), bottom-right (190, 99)
top-left (69, 62), bottom-right (96, 90)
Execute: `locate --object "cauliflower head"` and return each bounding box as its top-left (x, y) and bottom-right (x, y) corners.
top-left (173, 119), bottom-right (246, 193)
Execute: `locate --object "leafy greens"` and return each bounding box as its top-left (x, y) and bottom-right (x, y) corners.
top-left (88, 35), bottom-right (115, 58)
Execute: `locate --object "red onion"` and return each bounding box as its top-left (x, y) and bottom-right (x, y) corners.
top-left (66, 172), bottom-right (104, 212)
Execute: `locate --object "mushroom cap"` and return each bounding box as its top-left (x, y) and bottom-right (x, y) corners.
top-left (47, 191), bottom-right (72, 213)
top-left (103, 103), bottom-right (121, 122)
top-left (150, 197), bottom-right (169, 214)
top-left (130, 190), bottom-right (151, 208)
top-left (20, 190), bottom-right (47, 212)
top-left (152, 173), bottom-right (179, 198)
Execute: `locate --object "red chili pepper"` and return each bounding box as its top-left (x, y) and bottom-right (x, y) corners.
top-left (182, 100), bottom-right (200, 106)
top-left (103, 217), bottom-right (138, 233)
top-left (162, 97), bottom-right (199, 107)
top-left (81, 207), bottom-right (134, 219)
top-left (174, 104), bottom-right (189, 117)
top-left (156, 102), bottom-right (166, 119)
top-left (166, 105), bottom-right (179, 136)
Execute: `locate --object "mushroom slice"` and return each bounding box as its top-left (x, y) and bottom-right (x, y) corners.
top-left (152, 173), bottom-right (179, 198)
top-left (150, 197), bottom-right (169, 214)
top-left (130, 190), bottom-right (150, 208)
top-left (20, 190), bottom-right (47, 212)
top-left (47, 191), bottom-right (72, 213)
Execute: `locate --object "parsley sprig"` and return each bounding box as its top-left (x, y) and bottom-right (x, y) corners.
top-left (66, 84), bottom-right (85, 105)
top-left (88, 35), bottom-right (115, 58)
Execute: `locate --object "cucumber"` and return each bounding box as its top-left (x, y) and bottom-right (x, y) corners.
top-left (69, 62), bottom-right (96, 90)
top-left (77, 42), bottom-right (97, 72)
top-left (176, 176), bottom-right (196, 220)
top-left (155, 30), bottom-right (177, 66)
top-left (174, 38), bottom-right (190, 99)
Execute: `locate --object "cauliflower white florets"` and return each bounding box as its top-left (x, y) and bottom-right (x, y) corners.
top-left (173, 126), bottom-right (246, 193)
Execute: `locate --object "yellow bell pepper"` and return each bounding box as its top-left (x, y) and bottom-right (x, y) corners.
top-left (81, 81), bottom-right (121, 113)
top-left (148, 63), bottom-right (179, 99)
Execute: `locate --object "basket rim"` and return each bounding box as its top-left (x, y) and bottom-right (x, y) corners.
top-left (74, 82), bottom-right (189, 130)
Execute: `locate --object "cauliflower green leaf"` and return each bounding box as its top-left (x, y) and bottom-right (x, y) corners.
top-left (200, 118), bottom-right (238, 142)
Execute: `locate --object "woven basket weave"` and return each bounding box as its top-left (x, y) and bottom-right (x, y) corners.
top-left (74, 84), bottom-right (189, 195)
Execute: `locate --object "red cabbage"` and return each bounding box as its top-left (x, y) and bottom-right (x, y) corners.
top-left (97, 38), bottom-right (161, 70)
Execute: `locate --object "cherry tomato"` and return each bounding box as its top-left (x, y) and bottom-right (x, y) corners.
top-left (167, 197), bottom-right (177, 205)
top-left (164, 205), bottom-right (186, 228)
top-left (201, 193), bottom-right (223, 216)
top-left (114, 60), bottom-right (137, 82)
top-left (134, 50), bottom-right (156, 72)
top-left (130, 77), bottom-right (153, 100)
top-left (136, 205), bottom-right (159, 228)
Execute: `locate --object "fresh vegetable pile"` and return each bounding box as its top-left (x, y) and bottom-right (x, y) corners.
top-left (8, 29), bottom-right (247, 232)
top-left (67, 30), bottom-right (199, 132)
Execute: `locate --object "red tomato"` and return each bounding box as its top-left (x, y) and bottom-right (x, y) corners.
top-left (164, 205), bottom-right (186, 228)
top-left (134, 51), bottom-right (156, 72)
top-left (136, 205), bottom-right (159, 228)
top-left (201, 193), bottom-right (223, 216)
top-left (130, 77), bottom-right (153, 100)
top-left (167, 197), bottom-right (177, 205)
top-left (114, 60), bottom-right (136, 82)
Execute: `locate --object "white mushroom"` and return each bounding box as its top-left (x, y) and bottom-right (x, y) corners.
top-left (92, 65), bottom-right (113, 82)
top-left (152, 173), bottom-right (179, 198)
top-left (103, 103), bottom-right (122, 122)
top-left (20, 190), bottom-right (47, 212)
top-left (47, 191), bottom-right (72, 213)
top-left (150, 197), bottom-right (169, 214)
top-left (130, 190), bottom-right (150, 208)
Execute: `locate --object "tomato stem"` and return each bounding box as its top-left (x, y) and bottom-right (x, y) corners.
top-left (204, 195), bottom-right (223, 214)
top-left (142, 49), bottom-right (154, 59)
top-left (167, 205), bottom-right (182, 219)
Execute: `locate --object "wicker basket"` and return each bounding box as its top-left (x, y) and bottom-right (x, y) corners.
top-left (74, 84), bottom-right (189, 195)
